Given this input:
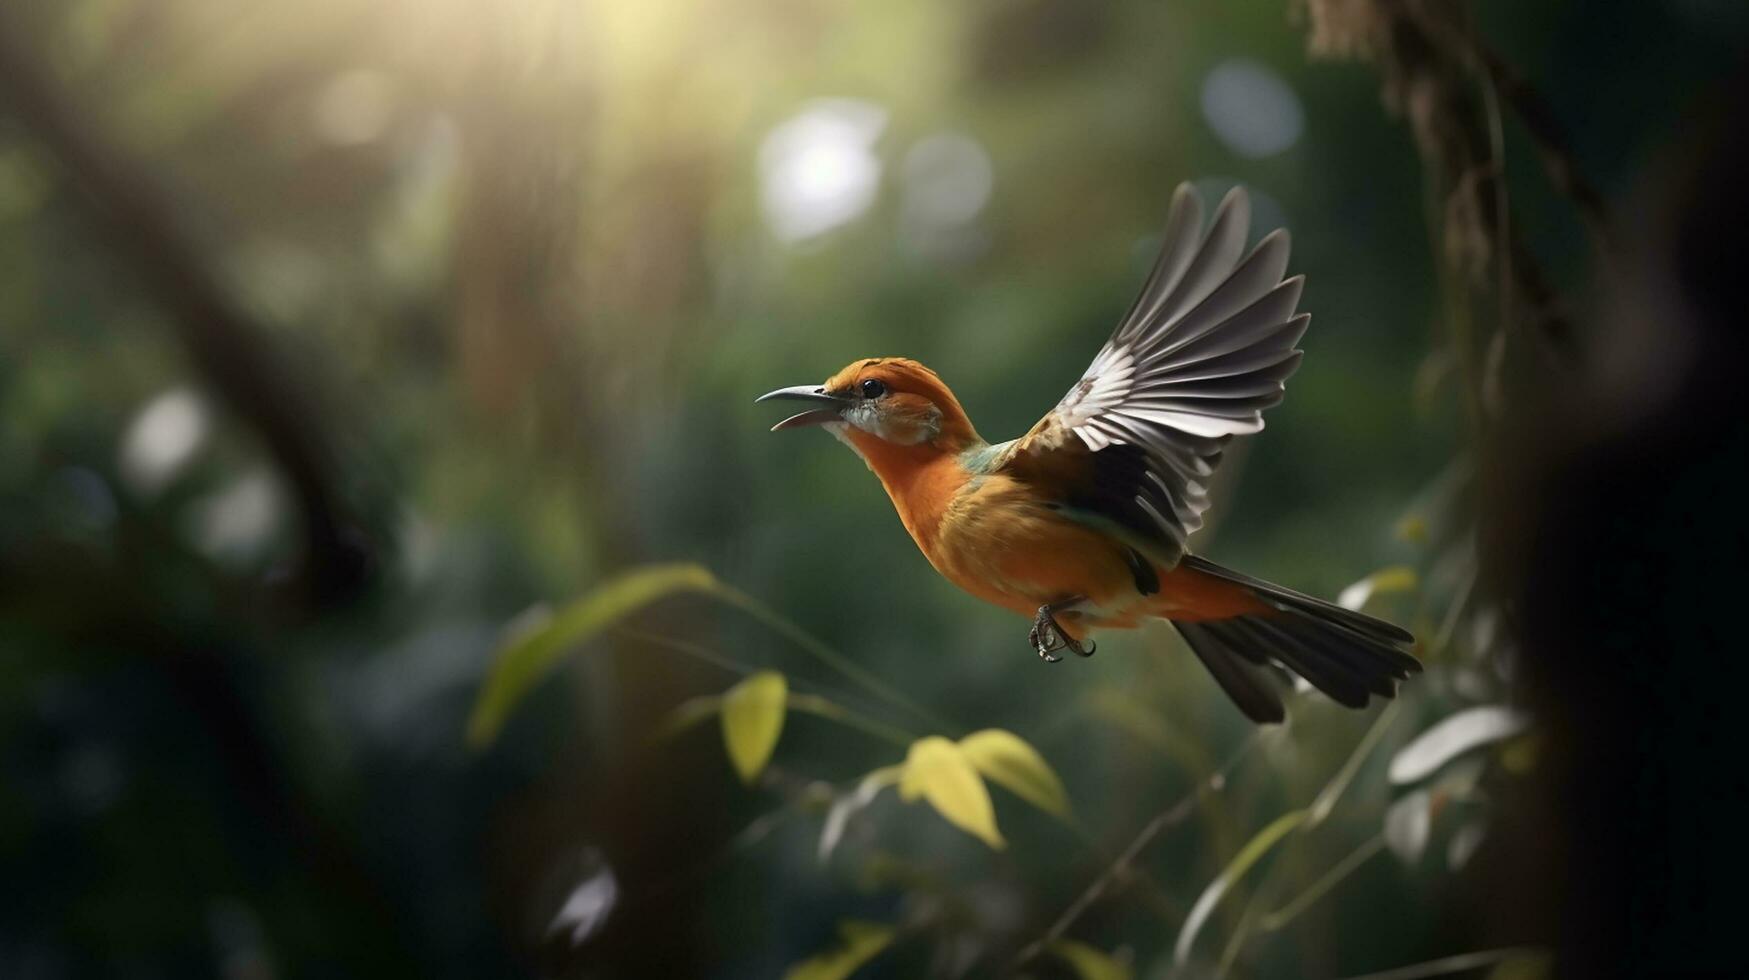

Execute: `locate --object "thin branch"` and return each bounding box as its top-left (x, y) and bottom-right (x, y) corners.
top-left (1309, 701), bottom-right (1402, 825)
top-left (616, 625), bottom-right (918, 746)
top-left (1216, 861), bottom-right (1285, 977)
top-left (1303, 1), bottom-right (1592, 364)
top-left (1010, 734), bottom-right (1259, 970)
top-left (1458, 33), bottom-right (1612, 250)
top-left (1336, 946), bottom-right (1547, 980)
top-left (1477, 62), bottom-right (1513, 421)
top-left (1258, 833), bottom-right (1387, 933)
top-left (713, 583), bottom-right (961, 735)
top-left (1214, 703), bottom-right (1398, 973)
top-left (612, 625), bottom-right (756, 677)
top-left (788, 693), bottom-right (917, 748)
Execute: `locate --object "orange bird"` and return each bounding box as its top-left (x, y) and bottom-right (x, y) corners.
top-left (758, 184), bottom-right (1419, 723)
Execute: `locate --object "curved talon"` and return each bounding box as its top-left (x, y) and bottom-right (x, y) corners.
top-left (1030, 622), bottom-right (1064, 662)
top-left (1030, 602), bottom-right (1091, 662)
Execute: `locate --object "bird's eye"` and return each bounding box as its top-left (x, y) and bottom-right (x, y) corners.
top-left (860, 379), bottom-right (887, 399)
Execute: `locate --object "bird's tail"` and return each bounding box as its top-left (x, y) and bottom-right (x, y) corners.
top-left (1162, 556), bottom-right (1421, 724)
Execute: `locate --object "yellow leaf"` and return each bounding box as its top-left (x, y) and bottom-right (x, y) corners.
top-left (899, 736), bottom-right (1004, 849)
top-left (721, 671), bottom-right (787, 784)
top-left (958, 729), bottom-right (1070, 818)
top-left (467, 563), bottom-right (718, 746)
top-left (1048, 939), bottom-right (1133, 980)
top-left (1371, 566), bottom-right (1419, 594)
top-left (783, 920), bottom-right (895, 980)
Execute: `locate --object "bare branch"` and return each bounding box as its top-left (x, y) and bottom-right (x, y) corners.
top-left (1010, 734), bottom-right (1259, 970)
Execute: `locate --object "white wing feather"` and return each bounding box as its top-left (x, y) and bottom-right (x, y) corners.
top-left (1040, 183), bottom-right (1310, 554)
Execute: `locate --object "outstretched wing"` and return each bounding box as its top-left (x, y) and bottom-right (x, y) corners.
top-left (994, 183), bottom-right (1309, 568)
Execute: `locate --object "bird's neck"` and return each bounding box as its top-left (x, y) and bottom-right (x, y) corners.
top-left (843, 428), bottom-right (980, 551)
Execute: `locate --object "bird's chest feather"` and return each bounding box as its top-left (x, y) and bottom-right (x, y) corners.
top-left (846, 431), bottom-right (1138, 617)
top-left (928, 476), bottom-right (1139, 616)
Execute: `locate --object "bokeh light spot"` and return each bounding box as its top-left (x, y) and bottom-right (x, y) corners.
top-left (1200, 58), bottom-right (1304, 159)
top-left (186, 469), bottom-right (284, 566)
top-left (119, 387), bottom-right (210, 496)
top-left (759, 99), bottom-right (887, 243)
top-left (900, 132), bottom-right (994, 230)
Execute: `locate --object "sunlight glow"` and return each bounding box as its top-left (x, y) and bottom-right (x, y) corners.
top-left (759, 99), bottom-right (887, 243)
top-left (312, 69), bottom-right (396, 145)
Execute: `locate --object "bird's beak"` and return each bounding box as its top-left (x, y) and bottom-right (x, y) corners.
top-left (755, 385), bottom-right (849, 431)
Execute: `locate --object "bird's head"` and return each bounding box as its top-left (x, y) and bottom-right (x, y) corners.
top-left (757, 357), bottom-right (980, 454)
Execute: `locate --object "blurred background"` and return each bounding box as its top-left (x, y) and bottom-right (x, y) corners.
top-left (3, 1), bottom-right (1747, 977)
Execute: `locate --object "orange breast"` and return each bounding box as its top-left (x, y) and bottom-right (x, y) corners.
top-left (845, 428), bottom-right (1267, 633)
top-left (930, 475), bottom-right (1139, 616)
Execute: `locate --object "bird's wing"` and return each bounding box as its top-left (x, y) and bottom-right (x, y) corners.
top-left (993, 183), bottom-right (1309, 568)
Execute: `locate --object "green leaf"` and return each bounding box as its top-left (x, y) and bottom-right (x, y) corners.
top-left (958, 729), bottom-right (1070, 818)
top-left (1048, 939), bottom-right (1133, 980)
top-left (721, 671), bottom-right (788, 784)
top-left (899, 736), bottom-right (1004, 849)
top-left (783, 920), bottom-right (896, 980)
top-left (467, 563), bottom-right (718, 747)
top-left (1174, 808), bottom-right (1310, 965)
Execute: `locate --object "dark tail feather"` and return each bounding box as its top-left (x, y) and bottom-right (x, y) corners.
top-left (1170, 556), bottom-right (1421, 724)
top-left (1174, 620), bottom-right (1289, 723)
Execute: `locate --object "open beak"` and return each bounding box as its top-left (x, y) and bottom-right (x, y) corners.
top-left (755, 385), bottom-right (848, 431)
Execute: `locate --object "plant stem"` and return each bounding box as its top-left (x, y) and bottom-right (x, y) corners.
top-left (713, 583), bottom-right (960, 734)
top-left (1335, 947), bottom-right (1547, 980)
top-left (1010, 733), bottom-right (1259, 969)
top-left (1258, 833), bottom-right (1387, 934)
top-left (787, 693), bottom-right (916, 748)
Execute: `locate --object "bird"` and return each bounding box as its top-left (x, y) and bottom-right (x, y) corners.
top-left (757, 183), bottom-right (1419, 723)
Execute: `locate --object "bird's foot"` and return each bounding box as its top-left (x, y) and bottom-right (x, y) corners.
top-left (1030, 603), bottom-right (1096, 662)
top-left (1028, 620), bottom-right (1062, 662)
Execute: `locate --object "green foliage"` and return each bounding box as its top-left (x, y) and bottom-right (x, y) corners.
top-left (467, 563), bottom-right (719, 746)
top-left (7, 0), bottom-right (1704, 971)
top-left (477, 565), bottom-right (1080, 849)
top-left (1048, 939), bottom-right (1133, 980)
top-left (783, 920), bottom-right (897, 980)
top-left (1175, 808), bottom-right (1311, 966)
